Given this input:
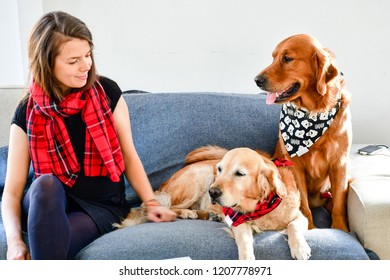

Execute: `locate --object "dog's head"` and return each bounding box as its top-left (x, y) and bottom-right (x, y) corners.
top-left (254, 34), bottom-right (343, 112)
top-left (208, 148), bottom-right (287, 213)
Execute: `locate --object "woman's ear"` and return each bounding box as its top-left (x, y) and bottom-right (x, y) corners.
top-left (316, 48), bottom-right (339, 96)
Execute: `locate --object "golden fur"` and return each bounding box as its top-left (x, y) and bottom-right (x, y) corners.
top-left (209, 147), bottom-right (311, 260)
top-left (254, 34), bottom-right (352, 231)
top-left (117, 146), bottom-right (311, 260)
top-left (115, 146), bottom-right (225, 228)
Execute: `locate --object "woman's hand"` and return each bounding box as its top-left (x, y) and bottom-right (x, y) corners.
top-left (146, 206), bottom-right (177, 223)
top-left (7, 240), bottom-right (31, 260)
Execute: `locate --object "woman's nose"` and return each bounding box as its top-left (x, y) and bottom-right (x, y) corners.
top-left (80, 58), bottom-right (91, 71)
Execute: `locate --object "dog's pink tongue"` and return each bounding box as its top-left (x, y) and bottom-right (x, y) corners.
top-left (266, 93), bottom-right (277, 105)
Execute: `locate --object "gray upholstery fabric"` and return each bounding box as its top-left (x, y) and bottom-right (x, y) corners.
top-left (0, 146), bottom-right (8, 199)
top-left (75, 220), bottom-right (369, 260)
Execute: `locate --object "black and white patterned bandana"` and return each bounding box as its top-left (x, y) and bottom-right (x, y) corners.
top-left (280, 102), bottom-right (340, 157)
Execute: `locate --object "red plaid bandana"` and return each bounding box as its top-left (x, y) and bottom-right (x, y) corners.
top-left (272, 158), bottom-right (294, 167)
top-left (222, 192), bottom-right (282, 227)
top-left (26, 81), bottom-right (125, 187)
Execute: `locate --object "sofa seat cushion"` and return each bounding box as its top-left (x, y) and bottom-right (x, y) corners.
top-left (75, 219), bottom-right (370, 260)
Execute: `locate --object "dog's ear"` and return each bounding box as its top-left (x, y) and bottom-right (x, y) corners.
top-left (258, 166), bottom-right (287, 198)
top-left (315, 47), bottom-right (340, 96)
top-left (257, 172), bottom-right (271, 199)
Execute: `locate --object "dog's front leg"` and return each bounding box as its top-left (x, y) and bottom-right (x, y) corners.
top-left (329, 164), bottom-right (349, 231)
top-left (231, 223), bottom-right (255, 260)
top-left (290, 172), bottom-right (314, 230)
top-left (287, 211), bottom-right (311, 260)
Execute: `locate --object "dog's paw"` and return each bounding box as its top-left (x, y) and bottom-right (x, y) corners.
top-left (208, 212), bottom-right (223, 222)
top-left (331, 220), bottom-right (349, 232)
top-left (290, 242), bottom-right (311, 260)
top-left (177, 209), bottom-right (199, 219)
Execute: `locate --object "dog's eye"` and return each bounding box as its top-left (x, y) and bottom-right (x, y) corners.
top-left (283, 55), bottom-right (293, 63)
top-left (217, 166), bottom-right (222, 173)
top-left (235, 170), bottom-right (246, 177)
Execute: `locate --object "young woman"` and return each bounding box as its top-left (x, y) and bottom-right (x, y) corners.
top-left (1, 11), bottom-right (176, 260)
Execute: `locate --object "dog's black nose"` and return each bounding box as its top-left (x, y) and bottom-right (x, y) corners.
top-left (209, 187), bottom-right (222, 199)
top-left (254, 75), bottom-right (267, 88)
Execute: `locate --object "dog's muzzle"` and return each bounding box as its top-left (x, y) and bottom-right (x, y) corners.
top-left (209, 187), bottom-right (222, 204)
top-left (254, 74), bottom-right (267, 90)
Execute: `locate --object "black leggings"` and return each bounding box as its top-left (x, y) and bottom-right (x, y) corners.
top-left (22, 175), bottom-right (100, 260)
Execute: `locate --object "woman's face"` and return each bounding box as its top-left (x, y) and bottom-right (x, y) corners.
top-left (54, 38), bottom-right (92, 92)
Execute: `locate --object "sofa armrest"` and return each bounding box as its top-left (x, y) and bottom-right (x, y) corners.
top-left (0, 146), bottom-right (8, 199)
top-left (348, 144), bottom-right (390, 260)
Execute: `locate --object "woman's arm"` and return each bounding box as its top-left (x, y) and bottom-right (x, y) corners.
top-left (113, 96), bottom-right (176, 222)
top-left (1, 124), bottom-right (32, 259)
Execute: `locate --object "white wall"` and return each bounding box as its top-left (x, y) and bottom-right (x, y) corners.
top-left (2, 0), bottom-right (390, 144)
top-left (0, 0), bottom-right (24, 86)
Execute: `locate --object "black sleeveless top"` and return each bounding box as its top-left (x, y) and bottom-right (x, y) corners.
top-left (12, 76), bottom-right (130, 234)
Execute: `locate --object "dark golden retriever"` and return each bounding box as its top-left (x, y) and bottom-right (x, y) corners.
top-left (254, 34), bottom-right (352, 231)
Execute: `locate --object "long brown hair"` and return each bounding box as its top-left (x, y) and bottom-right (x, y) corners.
top-left (28, 11), bottom-right (97, 101)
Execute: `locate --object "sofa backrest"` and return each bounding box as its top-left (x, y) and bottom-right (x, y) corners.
top-left (0, 92), bottom-right (281, 205)
top-left (122, 92), bottom-right (281, 205)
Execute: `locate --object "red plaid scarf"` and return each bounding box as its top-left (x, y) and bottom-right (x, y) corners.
top-left (26, 81), bottom-right (125, 187)
top-left (222, 192), bottom-right (282, 227)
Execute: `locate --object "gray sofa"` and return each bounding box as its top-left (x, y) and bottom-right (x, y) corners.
top-left (0, 91), bottom-right (385, 260)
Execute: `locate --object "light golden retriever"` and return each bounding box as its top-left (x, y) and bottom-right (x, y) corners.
top-left (117, 146), bottom-right (311, 260)
top-left (209, 147), bottom-right (311, 260)
top-left (116, 146), bottom-right (225, 228)
top-left (254, 34), bottom-right (352, 231)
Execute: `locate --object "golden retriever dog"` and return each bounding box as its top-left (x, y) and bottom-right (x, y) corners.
top-left (254, 34), bottom-right (352, 231)
top-left (116, 146), bottom-right (226, 228)
top-left (117, 146), bottom-right (311, 260)
top-left (209, 147), bottom-right (311, 260)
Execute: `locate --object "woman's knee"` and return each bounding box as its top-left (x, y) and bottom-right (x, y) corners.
top-left (29, 175), bottom-right (65, 206)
